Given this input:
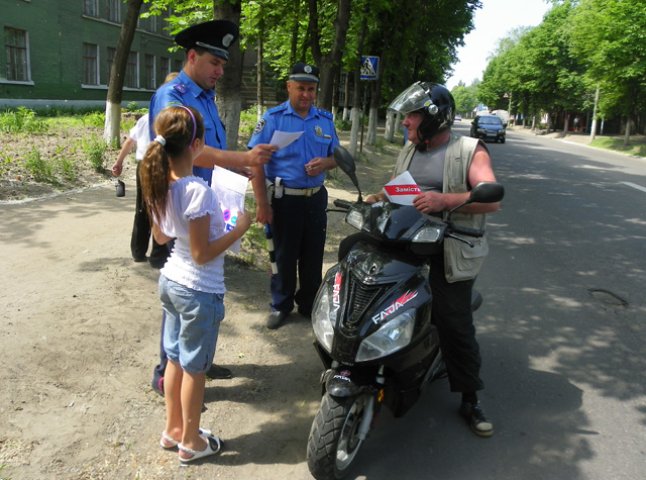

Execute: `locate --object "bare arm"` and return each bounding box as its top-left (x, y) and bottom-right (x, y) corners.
top-left (151, 223), bottom-right (174, 245)
top-left (189, 212), bottom-right (252, 265)
top-left (250, 166), bottom-right (272, 224)
top-left (111, 137), bottom-right (136, 176)
top-left (413, 144), bottom-right (500, 215)
top-left (193, 144), bottom-right (277, 169)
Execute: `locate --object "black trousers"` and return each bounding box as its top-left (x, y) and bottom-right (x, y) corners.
top-left (269, 186), bottom-right (328, 314)
top-left (131, 162), bottom-right (169, 263)
top-left (429, 253), bottom-right (483, 393)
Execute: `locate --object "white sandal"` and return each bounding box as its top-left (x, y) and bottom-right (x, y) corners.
top-left (178, 434), bottom-right (223, 463)
top-left (159, 428), bottom-right (212, 449)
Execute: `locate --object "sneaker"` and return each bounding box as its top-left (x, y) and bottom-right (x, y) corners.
top-left (459, 401), bottom-right (493, 437)
top-left (266, 311), bottom-right (289, 329)
top-left (206, 364), bottom-right (233, 380)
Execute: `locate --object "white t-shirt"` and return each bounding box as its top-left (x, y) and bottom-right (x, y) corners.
top-left (159, 176), bottom-right (226, 294)
top-left (129, 114), bottom-right (150, 161)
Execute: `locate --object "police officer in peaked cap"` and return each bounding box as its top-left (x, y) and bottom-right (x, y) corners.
top-left (147, 21), bottom-right (276, 391)
top-left (248, 62), bottom-right (340, 329)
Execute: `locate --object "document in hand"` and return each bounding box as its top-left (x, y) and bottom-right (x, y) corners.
top-left (269, 130), bottom-right (303, 149)
top-left (383, 171), bottom-right (421, 205)
top-left (211, 166), bottom-right (249, 253)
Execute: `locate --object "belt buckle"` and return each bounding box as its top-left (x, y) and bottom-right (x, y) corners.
top-left (303, 188), bottom-right (314, 197)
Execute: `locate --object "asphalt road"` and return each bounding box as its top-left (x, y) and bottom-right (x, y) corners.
top-left (342, 123), bottom-right (646, 480)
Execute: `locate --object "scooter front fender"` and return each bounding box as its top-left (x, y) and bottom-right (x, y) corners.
top-left (323, 369), bottom-right (363, 398)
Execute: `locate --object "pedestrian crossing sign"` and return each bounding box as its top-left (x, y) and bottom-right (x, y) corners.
top-left (360, 55), bottom-right (379, 80)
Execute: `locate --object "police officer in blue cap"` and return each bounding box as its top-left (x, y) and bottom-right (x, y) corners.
top-left (150, 20), bottom-right (275, 186)
top-left (149, 20), bottom-right (276, 392)
top-left (248, 62), bottom-right (340, 329)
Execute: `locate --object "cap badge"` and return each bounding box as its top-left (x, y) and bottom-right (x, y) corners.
top-left (222, 34), bottom-right (234, 48)
top-left (304, 65), bottom-right (312, 74)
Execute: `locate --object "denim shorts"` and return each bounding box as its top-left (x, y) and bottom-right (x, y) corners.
top-left (159, 275), bottom-right (225, 374)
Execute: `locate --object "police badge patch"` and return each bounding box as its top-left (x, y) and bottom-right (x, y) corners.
top-left (253, 118), bottom-right (266, 135)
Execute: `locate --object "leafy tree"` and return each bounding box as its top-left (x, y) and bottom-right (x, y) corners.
top-left (452, 81), bottom-right (479, 116)
top-left (570, 0), bottom-right (646, 142)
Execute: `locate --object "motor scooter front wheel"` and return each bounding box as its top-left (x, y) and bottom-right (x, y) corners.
top-left (307, 392), bottom-right (371, 480)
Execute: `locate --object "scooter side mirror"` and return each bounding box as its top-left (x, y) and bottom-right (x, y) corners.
top-left (334, 146), bottom-right (363, 202)
top-left (447, 182), bottom-right (504, 217)
top-left (468, 182), bottom-right (505, 204)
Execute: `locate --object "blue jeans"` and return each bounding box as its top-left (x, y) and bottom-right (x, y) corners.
top-left (158, 275), bottom-right (225, 374)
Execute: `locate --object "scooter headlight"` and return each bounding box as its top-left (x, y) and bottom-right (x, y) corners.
top-left (412, 226), bottom-right (443, 243)
top-left (312, 288), bottom-right (335, 352)
top-left (346, 210), bottom-right (366, 230)
top-left (355, 309), bottom-right (415, 362)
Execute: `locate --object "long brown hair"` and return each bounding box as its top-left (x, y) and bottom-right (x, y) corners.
top-left (140, 106), bottom-right (205, 223)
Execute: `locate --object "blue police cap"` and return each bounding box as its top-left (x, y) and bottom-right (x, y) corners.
top-left (289, 62), bottom-right (319, 83)
top-left (175, 20), bottom-right (239, 61)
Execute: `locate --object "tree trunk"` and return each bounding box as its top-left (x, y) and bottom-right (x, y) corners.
top-left (103, 0), bottom-right (143, 145)
top-left (590, 84), bottom-right (600, 141)
top-left (308, 0), bottom-right (351, 111)
top-left (624, 116), bottom-right (631, 146)
top-left (214, 1), bottom-right (243, 150)
top-left (256, 26), bottom-right (264, 121)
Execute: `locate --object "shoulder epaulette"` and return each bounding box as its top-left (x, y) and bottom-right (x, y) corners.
top-left (316, 108), bottom-right (333, 120)
top-left (172, 83), bottom-right (188, 95)
top-left (267, 104), bottom-right (288, 115)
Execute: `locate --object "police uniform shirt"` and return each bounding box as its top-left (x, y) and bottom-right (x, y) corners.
top-left (247, 101), bottom-right (340, 189)
top-left (149, 70), bottom-right (227, 185)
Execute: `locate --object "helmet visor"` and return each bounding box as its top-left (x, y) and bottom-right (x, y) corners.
top-left (388, 82), bottom-right (430, 114)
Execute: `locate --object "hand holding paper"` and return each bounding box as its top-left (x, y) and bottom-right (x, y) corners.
top-left (211, 166), bottom-right (250, 253)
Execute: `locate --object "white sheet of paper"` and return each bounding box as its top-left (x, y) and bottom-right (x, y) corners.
top-left (269, 130), bottom-right (303, 149)
top-left (383, 171), bottom-right (422, 205)
top-left (211, 166), bottom-right (249, 253)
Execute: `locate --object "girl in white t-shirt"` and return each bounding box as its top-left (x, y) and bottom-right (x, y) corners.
top-left (140, 105), bottom-right (251, 463)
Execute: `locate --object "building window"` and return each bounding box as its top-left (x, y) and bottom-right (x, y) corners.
top-left (173, 59), bottom-right (183, 73)
top-left (159, 56), bottom-right (170, 82)
top-left (82, 43), bottom-right (99, 85)
top-left (83, 0), bottom-right (98, 17)
top-left (107, 0), bottom-right (121, 23)
top-left (4, 27), bottom-right (31, 82)
top-left (125, 51), bottom-right (139, 88)
top-left (144, 54), bottom-right (155, 89)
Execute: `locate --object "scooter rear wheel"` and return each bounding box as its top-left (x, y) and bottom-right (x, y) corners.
top-left (307, 392), bottom-right (370, 480)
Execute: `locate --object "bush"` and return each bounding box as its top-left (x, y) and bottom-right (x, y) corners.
top-left (82, 136), bottom-right (108, 172)
top-left (25, 149), bottom-right (53, 182)
top-left (239, 105), bottom-right (261, 144)
top-left (82, 111), bottom-right (105, 127)
top-left (334, 118), bottom-right (351, 131)
top-left (0, 107), bottom-right (48, 134)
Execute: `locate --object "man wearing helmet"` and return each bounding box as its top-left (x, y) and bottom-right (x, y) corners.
top-left (365, 82), bottom-right (501, 437)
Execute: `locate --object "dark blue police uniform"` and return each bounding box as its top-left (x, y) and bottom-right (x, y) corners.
top-left (248, 101), bottom-right (340, 316)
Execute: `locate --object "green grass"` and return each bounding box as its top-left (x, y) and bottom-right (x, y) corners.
top-left (591, 136), bottom-right (646, 157)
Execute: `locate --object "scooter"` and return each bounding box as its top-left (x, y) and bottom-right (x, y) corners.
top-left (306, 147), bottom-right (504, 480)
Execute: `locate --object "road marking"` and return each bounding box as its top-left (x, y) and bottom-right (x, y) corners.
top-left (621, 181), bottom-right (646, 193)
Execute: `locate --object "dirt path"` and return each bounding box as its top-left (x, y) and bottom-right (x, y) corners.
top-left (0, 137), bottom-right (395, 480)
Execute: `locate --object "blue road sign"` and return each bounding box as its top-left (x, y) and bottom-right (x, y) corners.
top-left (360, 55), bottom-right (379, 80)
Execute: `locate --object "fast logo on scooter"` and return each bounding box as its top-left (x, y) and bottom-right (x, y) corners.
top-left (371, 290), bottom-right (418, 324)
top-left (332, 272), bottom-right (342, 307)
top-left (333, 370), bottom-right (352, 382)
